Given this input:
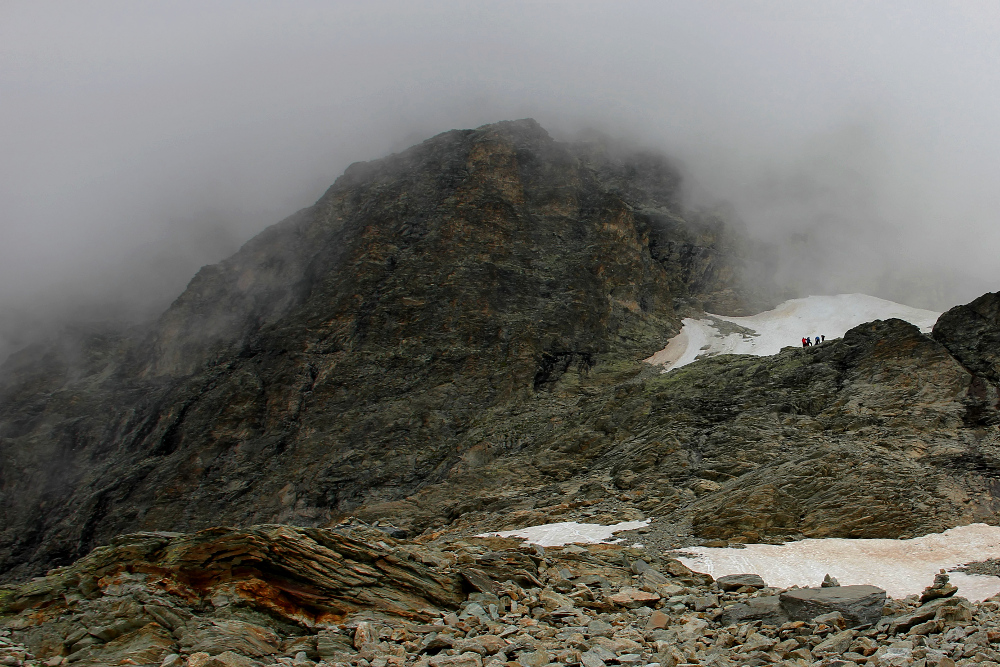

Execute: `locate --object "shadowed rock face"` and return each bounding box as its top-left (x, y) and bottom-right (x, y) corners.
top-left (934, 291), bottom-right (1000, 386)
top-left (0, 120), bottom-right (766, 581)
top-left (2, 120), bottom-right (1000, 586)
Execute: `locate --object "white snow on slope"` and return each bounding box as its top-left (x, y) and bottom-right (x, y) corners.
top-left (478, 520), bottom-right (650, 547)
top-left (477, 520), bottom-right (1000, 600)
top-left (677, 524), bottom-right (1000, 601)
top-left (646, 294), bottom-right (941, 372)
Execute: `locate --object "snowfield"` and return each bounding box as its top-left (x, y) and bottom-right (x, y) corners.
top-left (645, 293), bottom-right (941, 372)
top-left (478, 520), bottom-right (650, 546)
top-left (676, 524), bottom-right (1000, 601)
top-left (478, 520), bottom-right (1000, 601)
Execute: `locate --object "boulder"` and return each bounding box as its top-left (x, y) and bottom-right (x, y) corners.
top-left (720, 596), bottom-right (788, 626)
top-left (812, 629), bottom-right (855, 656)
top-left (586, 620), bottom-right (613, 638)
top-left (181, 619), bottom-right (280, 657)
top-left (516, 650), bottom-right (549, 667)
top-left (644, 610), bottom-right (670, 631)
top-left (813, 611), bottom-right (847, 629)
top-left (539, 590), bottom-right (575, 611)
top-left (317, 630), bottom-right (354, 661)
top-left (607, 588), bottom-right (660, 608)
top-left (716, 574), bottom-right (767, 591)
top-left (68, 622), bottom-right (176, 666)
top-left (460, 568), bottom-right (498, 595)
top-left (873, 644), bottom-right (913, 667)
top-left (779, 585), bottom-right (886, 628)
top-left (737, 633), bottom-right (776, 653)
top-left (453, 636), bottom-right (507, 656)
top-left (882, 597), bottom-right (965, 634)
top-left (933, 597), bottom-right (973, 623)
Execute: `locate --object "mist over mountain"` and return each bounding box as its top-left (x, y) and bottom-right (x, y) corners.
top-left (4, 2), bottom-right (1000, 364)
top-left (8, 8), bottom-right (1000, 664)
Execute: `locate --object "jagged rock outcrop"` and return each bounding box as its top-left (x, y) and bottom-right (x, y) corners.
top-left (2, 526), bottom-right (464, 628)
top-left (934, 291), bottom-right (1000, 385)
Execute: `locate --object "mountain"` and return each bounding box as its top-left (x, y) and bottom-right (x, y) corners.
top-left (2, 119), bottom-right (1000, 590)
top-left (0, 120), bottom-right (771, 582)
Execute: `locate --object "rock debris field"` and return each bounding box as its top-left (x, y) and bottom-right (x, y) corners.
top-left (4, 522), bottom-right (1000, 667)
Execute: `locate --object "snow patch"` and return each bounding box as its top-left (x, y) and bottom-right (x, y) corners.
top-left (478, 520), bottom-right (650, 547)
top-left (676, 524), bottom-right (1000, 601)
top-left (647, 293), bottom-right (941, 372)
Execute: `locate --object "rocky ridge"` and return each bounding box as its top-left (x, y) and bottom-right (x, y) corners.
top-left (2, 524), bottom-right (998, 667)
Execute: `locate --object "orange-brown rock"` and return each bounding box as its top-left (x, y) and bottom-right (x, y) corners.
top-left (3, 525), bottom-right (464, 627)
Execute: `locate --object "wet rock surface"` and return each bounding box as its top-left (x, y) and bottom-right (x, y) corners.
top-left (4, 527), bottom-right (1000, 667)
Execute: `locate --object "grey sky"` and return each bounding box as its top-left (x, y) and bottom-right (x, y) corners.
top-left (3, 1), bottom-right (1000, 356)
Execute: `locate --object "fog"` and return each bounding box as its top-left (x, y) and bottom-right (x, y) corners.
top-left (4, 1), bottom-right (1000, 360)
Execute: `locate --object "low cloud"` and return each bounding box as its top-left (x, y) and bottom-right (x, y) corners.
top-left (3, 1), bottom-right (999, 359)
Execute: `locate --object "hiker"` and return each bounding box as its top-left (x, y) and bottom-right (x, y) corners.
top-left (801, 337), bottom-right (808, 348)
top-left (821, 335), bottom-right (825, 342)
top-left (815, 336), bottom-right (821, 345)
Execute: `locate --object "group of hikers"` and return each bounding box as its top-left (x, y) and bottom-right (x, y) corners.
top-left (801, 335), bottom-right (825, 347)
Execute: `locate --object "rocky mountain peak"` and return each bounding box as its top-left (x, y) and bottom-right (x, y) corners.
top-left (0, 120), bottom-right (767, 582)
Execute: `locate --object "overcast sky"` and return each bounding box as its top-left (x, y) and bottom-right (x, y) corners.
top-left (3, 1), bottom-right (1000, 355)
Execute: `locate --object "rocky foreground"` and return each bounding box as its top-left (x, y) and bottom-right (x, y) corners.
top-left (2, 524), bottom-right (997, 667)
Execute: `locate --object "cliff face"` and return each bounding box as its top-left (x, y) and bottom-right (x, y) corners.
top-left (0, 120), bottom-right (763, 581)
